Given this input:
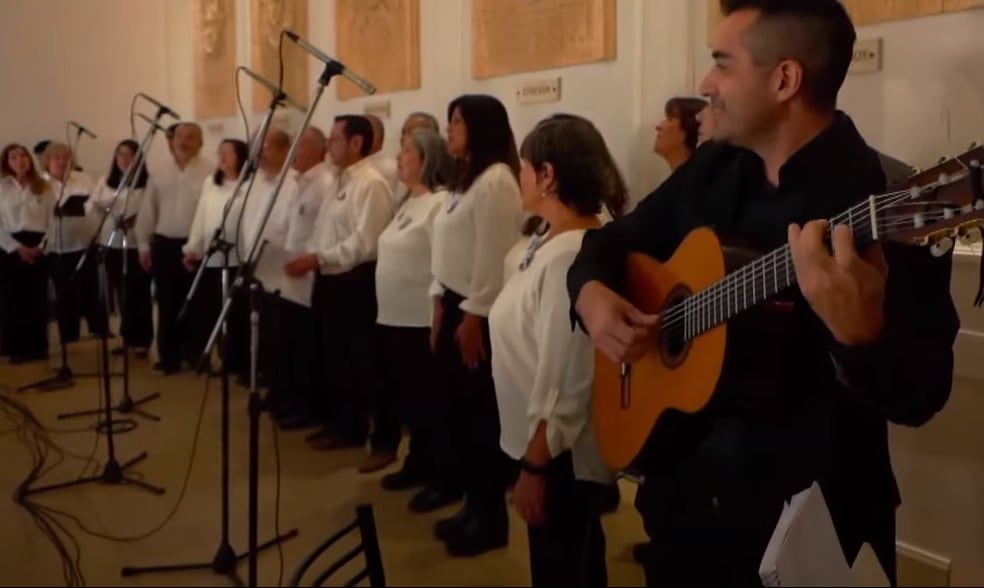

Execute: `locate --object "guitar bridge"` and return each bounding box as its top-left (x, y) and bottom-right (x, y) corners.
top-left (620, 362), bottom-right (631, 409)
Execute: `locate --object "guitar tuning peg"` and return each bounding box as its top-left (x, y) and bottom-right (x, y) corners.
top-left (930, 236), bottom-right (954, 257)
top-left (970, 141), bottom-right (980, 150)
top-left (958, 226), bottom-right (983, 245)
top-left (938, 155), bottom-right (950, 165)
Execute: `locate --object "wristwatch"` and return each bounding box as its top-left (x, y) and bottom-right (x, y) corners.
top-left (519, 457), bottom-right (549, 475)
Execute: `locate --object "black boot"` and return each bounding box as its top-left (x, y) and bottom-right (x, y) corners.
top-left (434, 502), bottom-right (473, 541)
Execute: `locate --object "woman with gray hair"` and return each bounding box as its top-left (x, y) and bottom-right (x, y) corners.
top-left (365, 129), bottom-right (453, 483)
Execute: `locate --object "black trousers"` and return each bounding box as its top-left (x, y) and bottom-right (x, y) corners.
top-left (0, 250), bottom-right (50, 359)
top-left (313, 263), bottom-right (377, 443)
top-left (105, 248), bottom-right (154, 348)
top-left (527, 451), bottom-right (608, 587)
top-left (433, 289), bottom-right (510, 514)
top-left (267, 296), bottom-right (317, 406)
top-left (48, 248), bottom-right (108, 343)
top-left (185, 266), bottom-right (249, 374)
top-left (371, 324), bottom-right (435, 463)
top-left (151, 235), bottom-right (193, 367)
top-left (635, 473), bottom-right (898, 586)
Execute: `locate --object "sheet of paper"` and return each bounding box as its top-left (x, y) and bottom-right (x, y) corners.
top-left (759, 481), bottom-right (853, 587)
top-left (252, 240), bottom-right (314, 308)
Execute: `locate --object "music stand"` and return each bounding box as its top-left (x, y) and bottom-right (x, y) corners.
top-left (21, 102), bottom-right (172, 498)
top-left (18, 124), bottom-right (117, 392)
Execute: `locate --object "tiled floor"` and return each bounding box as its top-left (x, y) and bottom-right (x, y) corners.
top-left (0, 334), bottom-right (648, 587)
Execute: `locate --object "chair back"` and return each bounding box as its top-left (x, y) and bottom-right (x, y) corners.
top-left (288, 503), bottom-right (385, 587)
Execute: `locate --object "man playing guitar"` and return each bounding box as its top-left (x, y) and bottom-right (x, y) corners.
top-left (568, 0), bottom-right (961, 585)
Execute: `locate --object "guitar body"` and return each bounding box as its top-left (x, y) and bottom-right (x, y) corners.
top-left (592, 227), bottom-right (759, 471)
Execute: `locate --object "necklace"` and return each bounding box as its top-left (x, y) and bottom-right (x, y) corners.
top-left (518, 230), bottom-right (549, 271)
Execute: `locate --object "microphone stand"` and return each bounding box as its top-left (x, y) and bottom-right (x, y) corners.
top-left (19, 124), bottom-right (107, 392)
top-left (56, 109), bottom-right (164, 426)
top-left (22, 107), bottom-right (171, 499)
top-left (119, 84), bottom-right (300, 586)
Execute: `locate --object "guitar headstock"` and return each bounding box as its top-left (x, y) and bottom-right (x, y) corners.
top-left (875, 142), bottom-right (984, 256)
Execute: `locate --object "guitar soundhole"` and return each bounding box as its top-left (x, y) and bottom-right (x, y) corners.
top-left (658, 284), bottom-right (692, 370)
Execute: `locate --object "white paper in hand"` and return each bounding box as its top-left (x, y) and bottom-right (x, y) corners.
top-left (759, 481), bottom-right (852, 587)
top-left (252, 240), bottom-right (315, 308)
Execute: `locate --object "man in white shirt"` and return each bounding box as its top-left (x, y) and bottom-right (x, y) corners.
top-left (285, 114), bottom-right (394, 452)
top-left (238, 125), bottom-right (296, 387)
top-left (365, 114), bottom-right (400, 199)
top-left (136, 122), bottom-right (213, 374)
top-left (266, 126), bottom-right (334, 431)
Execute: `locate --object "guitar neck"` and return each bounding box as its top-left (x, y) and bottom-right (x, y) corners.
top-left (679, 198), bottom-right (879, 341)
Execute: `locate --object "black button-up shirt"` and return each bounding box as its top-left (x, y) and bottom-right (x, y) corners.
top-left (567, 112), bottom-right (959, 579)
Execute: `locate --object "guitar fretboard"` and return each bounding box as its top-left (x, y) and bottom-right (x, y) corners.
top-left (664, 195), bottom-right (885, 342)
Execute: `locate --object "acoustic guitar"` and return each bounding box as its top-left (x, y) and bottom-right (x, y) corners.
top-left (593, 143), bottom-right (984, 471)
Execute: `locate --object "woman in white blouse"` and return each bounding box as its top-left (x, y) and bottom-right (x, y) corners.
top-left (182, 138), bottom-right (251, 376)
top-left (89, 139), bottom-right (154, 358)
top-left (488, 114), bottom-right (628, 586)
top-left (41, 142), bottom-right (109, 343)
top-left (0, 143), bottom-right (55, 362)
top-left (427, 94), bottom-right (523, 557)
top-left (371, 128), bottom-right (452, 486)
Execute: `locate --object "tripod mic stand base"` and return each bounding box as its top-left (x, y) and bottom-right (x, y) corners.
top-left (119, 528), bottom-right (300, 579)
top-left (18, 366), bottom-right (76, 392)
top-left (22, 452), bottom-right (166, 498)
top-left (57, 391), bottom-right (163, 423)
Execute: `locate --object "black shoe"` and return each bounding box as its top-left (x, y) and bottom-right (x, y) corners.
top-left (409, 486), bottom-right (462, 514)
top-left (445, 513), bottom-right (508, 557)
top-left (381, 464), bottom-right (428, 491)
top-left (434, 503), bottom-right (472, 541)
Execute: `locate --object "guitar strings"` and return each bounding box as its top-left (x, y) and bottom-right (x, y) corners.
top-left (661, 168), bottom-right (982, 336)
top-left (656, 185), bottom-right (942, 335)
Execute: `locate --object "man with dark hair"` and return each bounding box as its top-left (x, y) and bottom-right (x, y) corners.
top-left (568, 0), bottom-right (958, 585)
top-left (285, 114), bottom-right (394, 460)
top-left (332, 114), bottom-right (374, 157)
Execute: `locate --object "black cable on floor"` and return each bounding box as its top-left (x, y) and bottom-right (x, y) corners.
top-left (0, 369), bottom-right (211, 585)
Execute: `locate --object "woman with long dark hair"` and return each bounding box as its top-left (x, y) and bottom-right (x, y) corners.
top-left (0, 143), bottom-right (55, 362)
top-left (89, 139), bottom-right (154, 357)
top-left (182, 138), bottom-right (251, 375)
top-left (490, 114), bottom-right (628, 586)
top-left (422, 94), bottom-right (523, 557)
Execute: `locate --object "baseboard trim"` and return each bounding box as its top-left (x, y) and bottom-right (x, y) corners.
top-left (896, 541), bottom-right (952, 586)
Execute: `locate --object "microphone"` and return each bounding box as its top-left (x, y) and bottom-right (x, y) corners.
top-left (283, 29), bottom-right (376, 95)
top-left (69, 121), bottom-right (97, 139)
top-left (137, 112), bottom-right (168, 133)
top-left (137, 93), bottom-right (181, 120)
top-left (238, 66), bottom-right (305, 111)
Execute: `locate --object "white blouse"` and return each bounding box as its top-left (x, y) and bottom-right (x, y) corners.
top-left (0, 177), bottom-right (55, 253)
top-left (182, 175), bottom-right (243, 268)
top-left (489, 229), bottom-right (611, 484)
top-left (375, 190), bottom-right (446, 328)
top-left (429, 163), bottom-right (522, 317)
top-left (44, 170), bottom-right (96, 254)
top-left (305, 157), bottom-right (394, 275)
top-left (89, 176), bottom-right (147, 250)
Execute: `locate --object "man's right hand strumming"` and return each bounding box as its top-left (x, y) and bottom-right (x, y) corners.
top-left (575, 280), bottom-right (659, 364)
